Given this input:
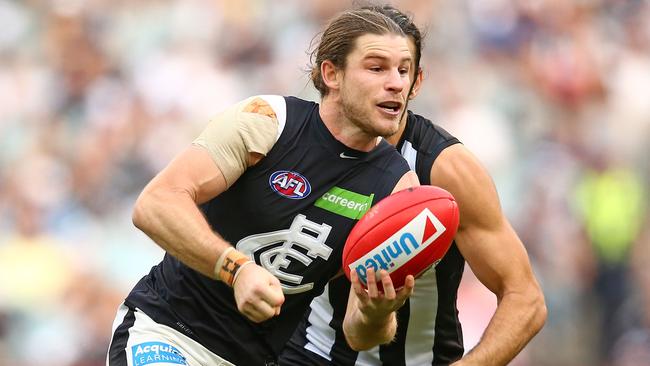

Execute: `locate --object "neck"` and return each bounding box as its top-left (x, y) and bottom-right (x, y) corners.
top-left (319, 94), bottom-right (380, 152)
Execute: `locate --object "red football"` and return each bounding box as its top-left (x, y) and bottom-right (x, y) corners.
top-left (343, 185), bottom-right (460, 290)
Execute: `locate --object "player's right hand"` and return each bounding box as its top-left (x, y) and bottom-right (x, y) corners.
top-left (351, 267), bottom-right (414, 322)
top-left (232, 264), bottom-right (285, 323)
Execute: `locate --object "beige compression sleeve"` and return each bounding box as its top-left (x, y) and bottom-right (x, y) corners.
top-left (192, 96), bottom-right (284, 187)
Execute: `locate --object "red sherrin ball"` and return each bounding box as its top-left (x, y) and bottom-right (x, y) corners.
top-left (343, 185), bottom-right (460, 290)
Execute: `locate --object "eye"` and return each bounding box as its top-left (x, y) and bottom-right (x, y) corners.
top-left (369, 66), bottom-right (382, 72)
top-left (399, 67), bottom-right (410, 75)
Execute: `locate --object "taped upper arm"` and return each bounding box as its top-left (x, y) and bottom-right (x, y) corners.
top-left (192, 95), bottom-right (286, 187)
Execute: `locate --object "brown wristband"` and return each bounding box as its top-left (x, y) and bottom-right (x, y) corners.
top-left (215, 247), bottom-right (252, 286)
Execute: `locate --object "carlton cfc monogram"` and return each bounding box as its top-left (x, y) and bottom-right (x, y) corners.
top-left (236, 214), bottom-right (333, 294)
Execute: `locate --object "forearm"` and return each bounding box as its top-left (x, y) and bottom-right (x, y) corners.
top-left (132, 187), bottom-right (229, 278)
top-left (343, 304), bottom-right (396, 351)
top-left (454, 290), bottom-right (547, 366)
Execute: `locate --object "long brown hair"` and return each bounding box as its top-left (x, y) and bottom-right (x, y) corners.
top-left (309, 9), bottom-right (406, 97)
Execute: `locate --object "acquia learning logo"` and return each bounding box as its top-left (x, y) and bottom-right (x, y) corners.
top-left (132, 341), bottom-right (187, 366)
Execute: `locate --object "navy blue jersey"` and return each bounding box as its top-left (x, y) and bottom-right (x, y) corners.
top-left (279, 111), bottom-right (466, 366)
top-left (124, 97), bottom-right (411, 365)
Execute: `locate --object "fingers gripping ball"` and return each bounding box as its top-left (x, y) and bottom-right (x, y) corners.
top-left (343, 186), bottom-right (460, 290)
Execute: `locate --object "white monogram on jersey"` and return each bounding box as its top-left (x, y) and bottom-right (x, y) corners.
top-left (237, 214), bottom-right (333, 294)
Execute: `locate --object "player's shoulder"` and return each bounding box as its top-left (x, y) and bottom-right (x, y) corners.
top-left (234, 95), bottom-right (287, 123)
top-left (431, 143), bottom-right (495, 197)
top-left (216, 95), bottom-right (318, 126)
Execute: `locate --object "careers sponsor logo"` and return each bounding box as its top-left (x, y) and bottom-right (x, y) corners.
top-left (269, 170), bottom-right (311, 199)
top-left (350, 208), bottom-right (446, 285)
top-left (132, 341), bottom-right (187, 366)
top-left (314, 187), bottom-right (374, 220)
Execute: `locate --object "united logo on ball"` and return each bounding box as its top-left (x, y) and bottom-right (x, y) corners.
top-left (342, 186), bottom-right (460, 290)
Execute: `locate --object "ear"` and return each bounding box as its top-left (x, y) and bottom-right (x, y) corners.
top-left (321, 60), bottom-right (341, 92)
top-left (408, 68), bottom-right (424, 100)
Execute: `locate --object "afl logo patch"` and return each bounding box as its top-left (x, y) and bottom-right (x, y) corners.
top-left (269, 171), bottom-right (311, 199)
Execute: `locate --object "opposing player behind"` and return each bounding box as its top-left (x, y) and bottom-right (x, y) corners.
top-left (279, 5), bottom-right (547, 366)
top-left (106, 8), bottom-right (423, 366)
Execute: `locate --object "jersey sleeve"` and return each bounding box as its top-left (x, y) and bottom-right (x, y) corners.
top-left (192, 95), bottom-right (287, 187)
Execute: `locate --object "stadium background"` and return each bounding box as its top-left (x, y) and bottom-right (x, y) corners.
top-left (0, 0), bottom-right (649, 365)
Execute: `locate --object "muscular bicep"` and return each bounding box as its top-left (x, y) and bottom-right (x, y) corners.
top-left (430, 144), bottom-right (536, 298)
top-left (457, 216), bottom-right (533, 298)
top-left (144, 145), bottom-right (228, 205)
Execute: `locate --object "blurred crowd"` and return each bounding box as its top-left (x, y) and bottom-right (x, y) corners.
top-left (0, 0), bottom-right (649, 365)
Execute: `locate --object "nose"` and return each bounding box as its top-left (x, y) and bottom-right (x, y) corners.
top-left (385, 68), bottom-right (405, 93)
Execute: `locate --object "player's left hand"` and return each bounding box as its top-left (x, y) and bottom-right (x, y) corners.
top-left (350, 267), bottom-right (414, 323)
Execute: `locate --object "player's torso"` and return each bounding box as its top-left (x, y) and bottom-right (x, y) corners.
top-left (205, 97), bottom-right (407, 297)
top-left (126, 97), bottom-right (409, 365)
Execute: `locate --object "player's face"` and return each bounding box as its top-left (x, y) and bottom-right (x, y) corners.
top-left (339, 33), bottom-right (413, 137)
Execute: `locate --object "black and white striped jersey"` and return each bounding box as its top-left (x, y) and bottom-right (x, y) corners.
top-left (122, 96), bottom-right (412, 365)
top-left (279, 111), bottom-right (465, 366)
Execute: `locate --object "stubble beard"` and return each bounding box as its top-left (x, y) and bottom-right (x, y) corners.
top-left (341, 91), bottom-right (399, 138)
